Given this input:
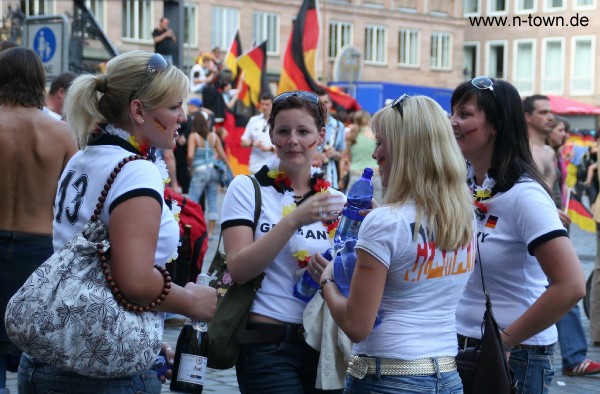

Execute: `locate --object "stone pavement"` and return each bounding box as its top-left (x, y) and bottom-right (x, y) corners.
top-left (5, 206), bottom-right (599, 393)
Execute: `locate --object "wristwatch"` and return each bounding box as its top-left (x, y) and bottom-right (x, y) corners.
top-left (319, 277), bottom-right (335, 297)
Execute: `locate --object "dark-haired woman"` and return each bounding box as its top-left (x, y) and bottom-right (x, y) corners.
top-left (187, 112), bottom-right (231, 239)
top-left (451, 77), bottom-right (584, 393)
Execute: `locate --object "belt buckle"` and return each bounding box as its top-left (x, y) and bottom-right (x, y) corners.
top-left (348, 355), bottom-right (368, 379)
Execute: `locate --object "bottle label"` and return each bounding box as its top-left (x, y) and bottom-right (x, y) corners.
top-left (177, 353), bottom-right (207, 385)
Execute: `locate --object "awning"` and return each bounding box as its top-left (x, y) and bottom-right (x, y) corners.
top-left (548, 95), bottom-right (600, 115)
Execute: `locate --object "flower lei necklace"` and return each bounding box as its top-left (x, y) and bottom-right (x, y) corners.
top-left (267, 162), bottom-right (339, 270)
top-left (103, 124), bottom-right (181, 262)
top-left (466, 161), bottom-right (496, 220)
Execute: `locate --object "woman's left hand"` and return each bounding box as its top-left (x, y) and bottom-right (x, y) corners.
top-left (158, 341), bottom-right (175, 383)
top-left (309, 253), bottom-right (332, 282)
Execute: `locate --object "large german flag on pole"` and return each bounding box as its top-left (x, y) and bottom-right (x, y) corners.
top-left (566, 189), bottom-right (596, 232)
top-left (277, 0), bottom-right (320, 94)
top-left (224, 30), bottom-right (242, 83)
top-left (237, 41), bottom-right (268, 107)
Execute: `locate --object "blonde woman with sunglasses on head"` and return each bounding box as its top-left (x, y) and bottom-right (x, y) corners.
top-left (17, 51), bottom-right (218, 393)
top-left (319, 95), bottom-right (476, 393)
top-left (451, 77), bottom-right (584, 393)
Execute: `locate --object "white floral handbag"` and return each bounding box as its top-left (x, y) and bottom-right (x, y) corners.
top-left (4, 155), bottom-right (171, 378)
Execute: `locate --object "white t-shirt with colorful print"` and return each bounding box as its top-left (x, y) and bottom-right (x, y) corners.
top-left (353, 202), bottom-right (476, 360)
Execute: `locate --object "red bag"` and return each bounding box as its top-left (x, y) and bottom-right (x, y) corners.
top-left (164, 187), bottom-right (208, 285)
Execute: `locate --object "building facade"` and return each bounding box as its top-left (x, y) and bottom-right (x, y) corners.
top-left (4, 0), bottom-right (599, 106)
top-left (463, 0), bottom-right (600, 104)
top-left (2, 0), bottom-right (467, 92)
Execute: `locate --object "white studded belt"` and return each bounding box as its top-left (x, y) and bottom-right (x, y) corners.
top-left (347, 355), bottom-right (457, 379)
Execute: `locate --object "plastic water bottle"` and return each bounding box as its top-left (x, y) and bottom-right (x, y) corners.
top-left (293, 249), bottom-right (333, 303)
top-left (293, 271), bottom-right (319, 302)
top-left (332, 168), bottom-right (373, 295)
top-left (333, 168), bottom-right (374, 251)
top-left (342, 240), bottom-right (357, 284)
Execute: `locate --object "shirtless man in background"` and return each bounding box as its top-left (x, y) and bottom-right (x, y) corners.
top-left (0, 47), bottom-right (77, 391)
top-left (524, 93), bottom-right (600, 377)
top-left (524, 94), bottom-right (557, 190)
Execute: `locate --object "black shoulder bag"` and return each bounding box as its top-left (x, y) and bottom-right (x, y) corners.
top-left (456, 241), bottom-right (515, 394)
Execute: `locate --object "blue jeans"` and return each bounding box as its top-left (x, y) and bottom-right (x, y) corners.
top-left (344, 363), bottom-right (463, 393)
top-left (556, 305), bottom-right (587, 369)
top-left (236, 342), bottom-right (342, 394)
top-left (18, 353), bottom-right (162, 394)
top-left (509, 345), bottom-right (555, 394)
top-left (0, 230), bottom-right (53, 389)
top-left (188, 165), bottom-right (219, 221)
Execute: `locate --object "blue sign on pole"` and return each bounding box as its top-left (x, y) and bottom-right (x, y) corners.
top-left (33, 27), bottom-right (56, 63)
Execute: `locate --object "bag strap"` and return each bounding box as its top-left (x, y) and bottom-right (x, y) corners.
top-left (476, 239), bottom-right (493, 313)
top-left (215, 175), bottom-right (261, 251)
top-left (89, 153), bottom-right (173, 314)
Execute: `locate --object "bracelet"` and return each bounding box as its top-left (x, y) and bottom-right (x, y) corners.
top-left (319, 277), bottom-right (335, 297)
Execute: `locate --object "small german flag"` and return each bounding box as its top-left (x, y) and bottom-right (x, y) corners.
top-left (567, 192), bottom-right (595, 233)
top-left (485, 215), bottom-right (498, 229)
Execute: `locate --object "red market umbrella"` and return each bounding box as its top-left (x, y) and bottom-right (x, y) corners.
top-left (548, 95), bottom-right (600, 115)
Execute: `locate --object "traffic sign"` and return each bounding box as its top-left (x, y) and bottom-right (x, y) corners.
top-left (24, 15), bottom-right (69, 82)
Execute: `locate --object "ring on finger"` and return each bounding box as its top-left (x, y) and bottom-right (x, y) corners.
top-left (318, 207), bottom-right (323, 216)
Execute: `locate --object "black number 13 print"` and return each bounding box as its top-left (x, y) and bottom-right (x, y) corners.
top-left (55, 171), bottom-right (89, 224)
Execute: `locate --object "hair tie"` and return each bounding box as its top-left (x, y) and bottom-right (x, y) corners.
top-left (97, 75), bottom-right (108, 94)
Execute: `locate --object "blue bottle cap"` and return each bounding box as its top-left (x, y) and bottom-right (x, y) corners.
top-left (362, 168), bottom-right (374, 179)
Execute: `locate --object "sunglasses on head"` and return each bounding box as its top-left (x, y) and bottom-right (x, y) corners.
top-left (471, 76), bottom-right (495, 92)
top-left (128, 53), bottom-right (169, 102)
top-left (273, 91), bottom-right (324, 126)
top-left (391, 94), bottom-right (411, 118)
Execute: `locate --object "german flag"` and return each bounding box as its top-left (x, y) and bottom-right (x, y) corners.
top-left (567, 192), bottom-right (595, 232)
top-left (485, 215), bottom-right (498, 229)
top-left (277, 0), bottom-right (320, 94)
top-left (224, 30), bottom-right (242, 83)
top-left (237, 41), bottom-right (268, 107)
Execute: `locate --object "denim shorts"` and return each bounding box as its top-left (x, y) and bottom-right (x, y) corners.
top-left (236, 341), bottom-right (342, 394)
top-left (18, 353), bottom-right (162, 394)
top-left (344, 357), bottom-right (463, 394)
top-left (509, 344), bottom-right (555, 394)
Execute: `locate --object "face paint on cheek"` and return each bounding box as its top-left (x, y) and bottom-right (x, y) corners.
top-left (308, 140), bottom-right (317, 149)
top-left (274, 142), bottom-right (283, 149)
top-left (153, 117), bottom-right (168, 133)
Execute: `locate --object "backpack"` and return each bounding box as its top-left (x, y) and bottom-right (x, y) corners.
top-left (164, 187), bottom-right (208, 285)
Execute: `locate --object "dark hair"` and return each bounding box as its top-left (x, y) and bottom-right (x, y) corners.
top-left (522, 94), bottom-right (549, 114)
top-left (0, 47), bottom-right (46, 108)
top-left (554, 115), bottom-right (570, 133)
top-left (451, 78), bottom-right (548, 194)
top-left (314, 88), bottom-right (328, 97)
top-left (260, 92), bottom-right (274, 101)
top-left (49, 71), bottom-right (77, 95)
top-left (0, 41), bottom-right (18, 52)
top-left (268, 95), bottom-right (327, 131)
top-left (191, 111), bottom-right (210, 139)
